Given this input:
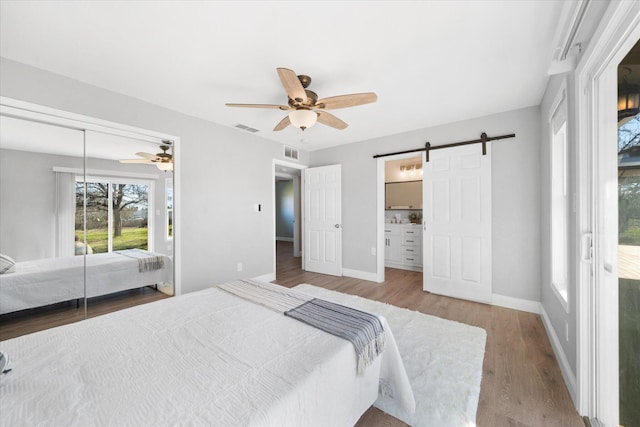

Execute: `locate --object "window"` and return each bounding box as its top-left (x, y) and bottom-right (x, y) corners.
top-left (166, 178), bottom-right (173, 240)
top-left (75, 176), bottom-right (153, 253)
top-left (550, 86), bottom-right (569, 310)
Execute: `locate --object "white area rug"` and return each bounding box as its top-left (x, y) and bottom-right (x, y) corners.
top-left (293, 284), bottom-right (487, 427)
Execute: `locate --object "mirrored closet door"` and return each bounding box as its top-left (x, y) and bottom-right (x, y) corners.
top-left (0, 111), bottom-right (175, 339)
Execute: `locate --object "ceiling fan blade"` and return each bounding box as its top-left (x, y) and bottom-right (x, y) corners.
top-left (273, 115), bottom-right (291, 131)
top-left (120, 159), bottom-right (153, 164)
top-left (226, 103), bottom-right (290, 110)
top-left (277, 68), bottom-right (307, 103)
top-left (136, 152), bottom-right (158, 161)
top-left (316, 92), bottom-right (377, 110)
top-left (317, 111), bottom-right (348, 130)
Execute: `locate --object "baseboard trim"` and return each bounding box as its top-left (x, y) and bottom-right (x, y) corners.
top-left (276, 237), bottom-right (294, 242)
top-left (491, 293), bottom-right (541, 314)
top-left (253, 272), bottom-right (275, 283)
top-left (540, 304), bottom-right (578, 407)
top-left (342, 268), bottom-right (379, 282)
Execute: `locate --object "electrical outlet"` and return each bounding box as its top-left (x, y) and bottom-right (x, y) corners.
top-left (237, 262), bottom-right (243, 272)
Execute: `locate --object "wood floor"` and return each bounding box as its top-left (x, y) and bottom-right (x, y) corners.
top-left (0, 287), bottom-right (170, 341)
top-left (1, 241), bottom-right (584, 427)
top-left (273, 241), bottom-right (584, 427)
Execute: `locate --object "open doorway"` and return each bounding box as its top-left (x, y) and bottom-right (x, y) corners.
top-left (377, 153), bottom-right (424, 283)
top-left (273, 160), bottom-right (304, 280)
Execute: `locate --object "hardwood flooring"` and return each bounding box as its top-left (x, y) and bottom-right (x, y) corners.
top-left (274, 241), bottom-right (584, 427)
top-left (1, 241), bottom-right (584, 427)
top-left (0, 286), bottom-right (170, 341)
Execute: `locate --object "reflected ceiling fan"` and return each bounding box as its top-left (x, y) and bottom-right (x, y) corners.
top-left (120, 144), bottom-right (173, 171)
top-left (226, 68), bottom-right (377, 131)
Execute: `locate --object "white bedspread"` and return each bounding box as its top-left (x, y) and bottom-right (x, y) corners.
top-left (0, 251), bottom-right (172, 314)
top-left (0, 284), bottom-right (411, 426)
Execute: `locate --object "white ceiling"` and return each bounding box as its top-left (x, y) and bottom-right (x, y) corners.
top-left (0, 1), bottom-right (563, 151)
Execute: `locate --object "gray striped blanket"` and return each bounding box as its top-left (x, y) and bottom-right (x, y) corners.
top-left (116, 249), bottom-right (165, 272)
top-left (218, 280), bottom-right (385, 375)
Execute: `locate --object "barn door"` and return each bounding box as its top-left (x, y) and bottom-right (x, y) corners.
top-left (423, 144), bottom-right (492, 302)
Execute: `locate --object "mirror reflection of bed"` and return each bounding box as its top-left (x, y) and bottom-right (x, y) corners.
top-left (0, 116), bottom-right (174, 340)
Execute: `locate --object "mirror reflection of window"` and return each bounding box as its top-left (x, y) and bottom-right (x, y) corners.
top-left (75, 179), bottom-right (151, 254)
top-left (166, 178), bottom-right (173, 240)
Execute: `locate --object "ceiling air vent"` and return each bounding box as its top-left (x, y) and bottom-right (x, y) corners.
top-left (234, 124), bottom-right (259, 133)
top-left (284, 145), bottom-right (299, 161)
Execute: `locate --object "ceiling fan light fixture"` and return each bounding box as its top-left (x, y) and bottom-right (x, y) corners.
top-left (288, 109), bottom-right (317, 131)
top-left (156, 162), bottom-right (173, 172)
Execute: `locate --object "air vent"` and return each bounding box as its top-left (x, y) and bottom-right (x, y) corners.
top-left (234, 124), bottom-right (259, 133)
top-left (284, 145), bottom-right (299, 161)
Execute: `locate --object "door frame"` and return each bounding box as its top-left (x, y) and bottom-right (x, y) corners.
top-left (575, 1), bottom-right (640, 423)
top-left (376, 152), bottom-right (425, 283)
top-left (272, 159), bottom-right (307, 278)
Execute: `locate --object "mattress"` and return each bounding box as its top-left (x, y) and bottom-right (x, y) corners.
top-left (0, 251), bottom-right (172, 315)
top-left (0, 284), bottom-right (413, 426)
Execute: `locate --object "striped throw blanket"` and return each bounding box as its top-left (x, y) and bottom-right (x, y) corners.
top-left (116, 249), bottom-right (165, 272)
top-left (218, 280), bottom-right (385, 375)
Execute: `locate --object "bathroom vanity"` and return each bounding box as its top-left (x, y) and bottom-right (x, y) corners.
top-left (384, 223), bottom-right (422, 271)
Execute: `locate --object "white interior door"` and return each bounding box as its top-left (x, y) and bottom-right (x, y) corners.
top-left (423, 144), bottom-right (492, 302)
top-left (304, 164), bottom-right (342, 276)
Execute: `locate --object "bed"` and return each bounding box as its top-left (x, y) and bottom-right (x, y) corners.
top-left (0, 280), bottom-right (414, 426)
top-left (0, 249), bottom-right (172, 315)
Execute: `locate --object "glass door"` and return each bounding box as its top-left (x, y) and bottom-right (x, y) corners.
top-left (618, 44), bottom-right (640, 427)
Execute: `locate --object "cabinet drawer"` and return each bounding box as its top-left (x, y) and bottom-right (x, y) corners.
top-left (402, 228), bottom-right (421, 237)
top-left (402, 254), bottom-right (422, 265)
top-left (402, 247), bottom-right (420, 256)
top-left (384, 227), bottom-right (402, 236)
top-left (402, 237), bottom-right (420, 246)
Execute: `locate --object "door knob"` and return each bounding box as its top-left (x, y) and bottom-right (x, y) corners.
top-left (334, 224), bottom-right (340, 228)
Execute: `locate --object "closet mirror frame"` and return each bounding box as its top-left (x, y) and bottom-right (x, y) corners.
top-left (0, 96), bottom-right (182, 320)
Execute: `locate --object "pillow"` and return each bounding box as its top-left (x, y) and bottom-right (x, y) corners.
top-left (0, 254), bottom-right (16, 274)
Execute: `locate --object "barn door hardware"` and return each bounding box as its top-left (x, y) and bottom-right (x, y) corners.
top-left (372, 132), bottom-right (516, 161)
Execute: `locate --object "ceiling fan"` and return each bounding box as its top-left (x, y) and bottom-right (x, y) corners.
top-left (120, 144), bottom-right (173, 171)
top-left (226, 68), bottom-right (377, 131)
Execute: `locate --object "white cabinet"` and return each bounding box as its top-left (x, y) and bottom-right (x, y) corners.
top-left (384, 226), bottom-right (402, 263)
top-left (384, 224), bottom-right (422, 271)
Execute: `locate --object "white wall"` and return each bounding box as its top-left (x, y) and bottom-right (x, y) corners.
top-left (310, 106), bottom-right (542, 302)
top-left (0, 57), bottom-right (310, 293)
top-left (539, 73), bottom-right (578, 377)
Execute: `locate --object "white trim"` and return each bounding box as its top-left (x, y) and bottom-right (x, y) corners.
top-left (53, 166), bottom-right (160, 180)
top-left (272, 159), bottom-right (307, 279)
top-left (0, 96), bottom-right (182, 297)
top-left (0, 97), bottom-right (175, 144)
top-left (491, 294), bottom-right (541, 314)
top-left (550, 282), bottom-right (569, 314)
top-left (540, 304), bottom-right (578, 408)
top-left (342, 268), bottom-right (379, 283)
top-left (376, 158), bottom-right (386, 283)
top-left (376, 152), bottom-right (424, 284)
top-left (253, 272), bottom-right (276, 283)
